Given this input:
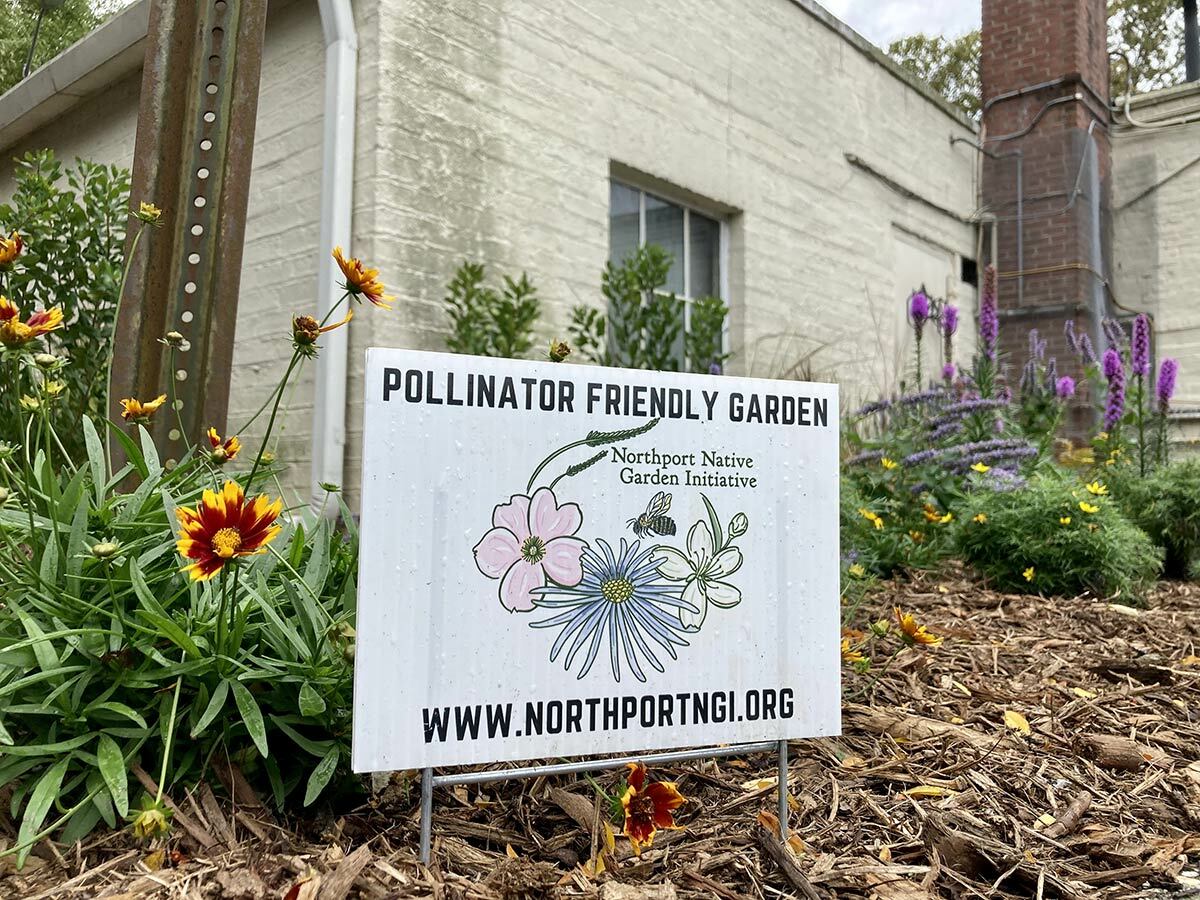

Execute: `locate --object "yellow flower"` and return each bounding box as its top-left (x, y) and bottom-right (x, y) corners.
top-left (880, 457), bottom-right (898, 470)
top-left (206, 427), bottom-right (242, 463)
top-left (0, 231), bottom-right (23, 267)
top-left (847, 563), bottom-right (866, 578)
top-left (19, 395), bottom-right (40, 411)
top-left (1079, 501), bottom-right (1100, 514)
top-left (41, 380), bottom-right (65, 400)
top-left (922, 503), bottom-right (951, 524)
top-left (332, 246), bottom-right (394, 309)
top-left (937, 511), bottom-right (953, 524)
top-left (894, 606), bottom-right (941, 646)
top-left (1023, 566), bottom-right (1035, 582)
top-left (0, 297), bottom-right (64, 347)
top-left (970, 461), bottom-right (990, 473)
top-left (1060, 516), bottom-right (1071, 525)
top-left (1085, 481), bottom-right (1108, 496)
top-left (136, 201), bottom-right (162, 224)
top-left (858, 507), bottom-right (883, 530)
top-left (130, 803), bottom-right (171, 841)
top-left (120, 394), bottom-right (167, 424)
top-left (909, 530), bottom-right (925, 542)
top-left (972, 513), bottom-right (987, 524)
top-left (841, 638), bottom-right (866, 665)
top-left (175, 481), bottom-right (283, 581)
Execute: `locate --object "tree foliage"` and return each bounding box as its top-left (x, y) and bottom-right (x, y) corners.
top-left (887, 32), bottom-right (981, 119)
top-left (0, 1), bottom-right (131, 95)
top-left (888, 2), bottom-right (1187, 119)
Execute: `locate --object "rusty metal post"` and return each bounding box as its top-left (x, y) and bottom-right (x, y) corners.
top-left (109, 0), bottom-right (267, 461)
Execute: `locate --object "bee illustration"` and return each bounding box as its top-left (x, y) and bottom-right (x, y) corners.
top-left (627, 491), bottom-right (677, 538)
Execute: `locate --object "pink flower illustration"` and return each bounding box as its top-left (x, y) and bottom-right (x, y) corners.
top-left (473, 488), bottom-right (586, 612)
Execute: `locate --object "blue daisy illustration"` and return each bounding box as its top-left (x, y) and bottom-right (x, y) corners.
top-left (530, 538), bottom-right (697, 682)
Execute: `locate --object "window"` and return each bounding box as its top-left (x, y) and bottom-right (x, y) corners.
top-left (608, 180), bottom-right (725, 368)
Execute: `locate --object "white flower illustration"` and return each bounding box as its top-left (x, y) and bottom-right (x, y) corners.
top-left (653, 520), bottom-right (742, 632)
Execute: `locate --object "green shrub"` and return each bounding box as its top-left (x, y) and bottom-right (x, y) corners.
top-left (443, 261), bottom-right (540, 358)
top-left (956, 472), bottom-right (1160, 599)
top-left (1111, 457), bottom-right (1200, 579)
top-left (570, 243), bottom-right (729, 373)
top-left (0, 150), bottom-right (130, 459)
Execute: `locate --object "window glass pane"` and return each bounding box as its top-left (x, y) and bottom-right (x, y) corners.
top-left (643, 193), bottom-right (685, 294)
top-left (689, 211), bottom-right (721, 299)
top-left (609, 182), bottom-right (641, 266)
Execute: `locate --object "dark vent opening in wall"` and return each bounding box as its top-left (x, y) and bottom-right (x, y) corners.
top-left (960, 256), bottom-right (979, 287)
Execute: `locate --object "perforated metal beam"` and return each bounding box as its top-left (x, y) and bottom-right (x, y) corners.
top-left (109, 0), bottom-right (267, 461)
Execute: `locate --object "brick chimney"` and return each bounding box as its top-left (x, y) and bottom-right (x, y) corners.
top-left (980, 0), bottom-right (1111, 422)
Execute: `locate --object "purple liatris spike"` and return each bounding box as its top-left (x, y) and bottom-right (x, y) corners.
top-left (1103, 348), bottom-right (1126, 431)
top-left (1064, 319), bottom-right (1079, 354)
top-left (942, 362), bottom-right (956, 381)
top-left (1019, 358), bottom-right (1037, 398)
top-left (709, 362), bottom-right (723, 376)
top-left (1044, 356), bottom-right (1058, 391)
top-left (980, 266), bottom-right (999, 359)
top-left (941, 304), bottom-right (959, 335)
top-left (1157, 358), bottom-right (1178, 412)
top-left (1103, 346), bottom-right (1123, 380)
top-left (1131, 313), bottom-right (1150, 377)
top-left (1103, 318), bottom-right (1126, 349)
top-left (1055, 375), bottom-right (1076, 400)
top-left (909, 291), bottom-right (930, 323)
top-left (1078, 332), bottom-right (1097, 365)
top-left (1028, 329), bottom-right (1040, 360)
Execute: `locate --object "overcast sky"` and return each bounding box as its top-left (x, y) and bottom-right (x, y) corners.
top-left (819, 0), bottom-right (980, 47)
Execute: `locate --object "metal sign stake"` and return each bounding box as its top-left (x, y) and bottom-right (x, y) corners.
top-left (417, 740), bottom-right (791, 865)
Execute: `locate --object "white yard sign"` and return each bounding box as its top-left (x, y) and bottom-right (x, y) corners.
top-left (352, 349), bottom-right (841, 772)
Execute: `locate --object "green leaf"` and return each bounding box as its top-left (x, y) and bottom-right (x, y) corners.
top-left (298, 682), bottom-right (326, 717)
top-left (303, 745), bottom-right (339, 807)
top-left (108, 424), bottom-right (148, 479)
top-left (268, 715), bottom-right (334, 757)
top-left (264, 756), bottom-right (286, 810)
top-left (59, 799), bottom-right (103, 845)
top-left (191, 679), bottom-right (228, 738)
top-left (135, 610), bottom-right (201, 660)
top-left (17, 756), bottom-right (70, 867)
top-left (38, 528), bottom-right (60, 585)
top-left (82, 415), bottom-right (107, 508)
top-left (138, 425), bottom-right (161, 476)
top-left (303, 520), bottom-right (330, 595)
top-left (85, 702), bottom-right (148, 728)
top-left (11, 603), bottom-right (59, 675)
top-left (95, 734), bottom-right (128, 817)
top-left (229, 680), bottom-right (269, 758)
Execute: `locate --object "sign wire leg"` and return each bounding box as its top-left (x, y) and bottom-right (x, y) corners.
top-left (419, 767), bottom-right (434, 864)
top-left (777, 740), bottom-right (789, 841)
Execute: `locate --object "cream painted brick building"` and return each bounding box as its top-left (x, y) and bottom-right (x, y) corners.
top-left (1112, 82), bottom-right (1200, 436)
top-left (0, 0), bottom-right (982, 508)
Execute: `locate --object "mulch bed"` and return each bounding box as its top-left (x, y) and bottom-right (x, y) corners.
top-left (3, 575), bottom-right (1199, 899)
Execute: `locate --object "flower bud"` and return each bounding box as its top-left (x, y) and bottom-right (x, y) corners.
top-left (33, 353), bottom-right (58, 369)
top-left (0, 487), bottom-right (8, 505)
top-left (293, 315), bottom-right (321, 345)
top-left (136, 201), bottom-right (163, 225)
top-left (548, 339), bottom-right (571, 363)
top-left (91, 541), bottom-right (121, 559)
top-left (162, 331), bottom-right (185, 349)
top-left (728, 512), bottom-right (748, 538)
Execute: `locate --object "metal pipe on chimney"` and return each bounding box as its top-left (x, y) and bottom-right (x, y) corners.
top-left (1187, 0), bottom-right (1199, 82)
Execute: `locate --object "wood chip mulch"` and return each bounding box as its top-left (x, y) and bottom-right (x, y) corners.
top-left (4, 576), bottom-right (1200, 899)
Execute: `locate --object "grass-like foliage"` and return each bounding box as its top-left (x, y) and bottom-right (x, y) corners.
top-left (1110, 457), bottom-right (1200, 579)
top-left (956, 472), bottom-right (1161, 599)
top-left (0, 210), bottom-right (391, 864)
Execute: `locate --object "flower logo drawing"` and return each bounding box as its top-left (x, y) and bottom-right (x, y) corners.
top-left (472, 488), bottom-right (586, 612)
top-left (471, 418), bottom-right (750, 682)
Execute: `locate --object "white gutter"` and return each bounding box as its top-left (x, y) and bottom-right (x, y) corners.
top-left (312, 0), bottom-right (358, 514)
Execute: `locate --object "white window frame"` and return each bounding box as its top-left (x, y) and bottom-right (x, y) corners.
top-left (613, 180), bottom-right (729, 368)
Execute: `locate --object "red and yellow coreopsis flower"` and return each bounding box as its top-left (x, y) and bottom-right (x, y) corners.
top-left (206, 427), bottom-right (242, 463)
top-left (120, 394), bottom-right (168, 423)
top-left (0, 232), bottom-right (23, 267)
top-left (894, 606), bottom-right (942, 646)
top-left (621, 762), bottom-right (685, 855)
top-left (0, 296), bottom-right (64, 347)
top-left (332, 246), bottom-right (394, 309)
top-left (175, 481), bottom-right (282, 581)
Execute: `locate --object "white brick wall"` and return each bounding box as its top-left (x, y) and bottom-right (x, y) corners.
top-left (365, 0), bottom-right (979, 416)
top-left (1, 0), bottom-right (981, 508)
top-left (1113, 82), bottom-right (1200, 420)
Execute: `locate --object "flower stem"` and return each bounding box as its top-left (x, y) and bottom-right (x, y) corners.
top-left (155, 667), bottom-right (184, 806)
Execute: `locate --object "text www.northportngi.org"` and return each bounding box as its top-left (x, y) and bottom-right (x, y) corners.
top-left (422, 688), bottom-right (795, 743)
